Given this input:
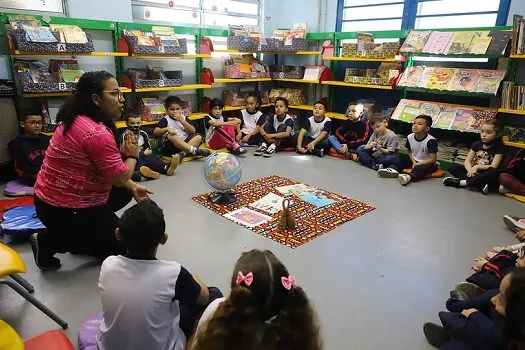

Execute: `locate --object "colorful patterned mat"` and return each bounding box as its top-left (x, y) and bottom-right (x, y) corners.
top-left (192, 175), bottom-right (375, 248)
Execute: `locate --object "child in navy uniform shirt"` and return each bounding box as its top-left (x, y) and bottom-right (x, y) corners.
top-left (296, 101), bottom-right (332, 157)
top-left (378, 115), bottom-right (438, 186)
top-left (8, 109), bottom-right (49, 185)
top-left (328, 102), bottom-right (370, 160)
top-left (255, 97), bottom-right (295, 158)
top-left (236, 92), bottom-right (266, 146)
top-left (97, 201), bottom-right (222, 350)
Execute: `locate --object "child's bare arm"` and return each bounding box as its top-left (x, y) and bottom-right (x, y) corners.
top-left (272, 126), bottom-right (293, 139)
top-left (308, 131), bottom-right (328, 147)
top-left (191, 272), bottom-right (210, 306)
top-left (153, 127), bottom-right (169, 138)
top-left (415, 152), bottom-right (437, 166)
top-left (179, 118), bottom-right (196, 134)
top-left (464, 149), bottom-right (475, 171)
top-left (296, 128), bottom-right (306, 149)
top-left (475, 154), bottom-right (503, 171)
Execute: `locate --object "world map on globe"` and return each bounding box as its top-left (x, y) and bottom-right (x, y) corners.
top-left (202, 152), bottom-right (242, 192)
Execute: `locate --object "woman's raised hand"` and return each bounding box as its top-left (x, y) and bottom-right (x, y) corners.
top-left (121, 132), bottom-right (140, 158)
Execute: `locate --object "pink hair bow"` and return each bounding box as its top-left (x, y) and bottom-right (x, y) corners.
top-left (236, 271), bottom-right (254, 287)
top-left (281, 275), bottom-right (296, 290)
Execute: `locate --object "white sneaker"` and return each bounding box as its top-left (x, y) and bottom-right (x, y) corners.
top-left (398, 174), bottom-right (411, 186)
top-left (503, 215), bottom-right (525, 233)
top-left (499, 185), bottom-right (509, 195)
top-left (377, 167), bottom-right (399, 178)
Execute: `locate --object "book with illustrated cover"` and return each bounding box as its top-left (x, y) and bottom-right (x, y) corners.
top-left (400, 31), bottom-right (431, 53)
top-left (469, 32), bottom-right (492, 54)
top-left (475, 70), bottom-right (506, 95)
top-left (444, 32), bottom-right (475, 54)
top-left (512, 15), bottom-right (524, 54)
top-left (49, 59), bottom-right (83, 83)
top-left (59, 68), bottom-right (84, 82)
top-left (123, 28), bottom-right (145, 37)
top-left (422, 32), bottom-right (453, 54)
top-left (289, 187), bottom-right (340, 208)
top-left (420, 102), bottom-right (442, 120)
top-left (398, 66), bottom-right (425, 87)
top-left (8, 15), bottom-right (39, 29)
top-left (452, 108), bottom-right (476, 132)
top-left (391, 99), bottom-right (418, 121)
top-left (397, 105), bottom-right (422, 123)
top-left (25, 27), bottom-right (58, 43)
top-left (63, 31), bottom-right (88, 44)
top-left (275, 183), bottom-right (309, 196)
top-left (425, 67), bottom-right (455, 90)
top-left (487, 30), bottom-right (512, 54)
top-left (223, 207), bottom-right (271, 228)
top-left (448, 69), bottom-right (481, 91)
top-left (434, 107), bottom-right (458, 130)
top-left (249, 192), bottom-right (287, 215)
top-left (417, 66), bottom-right (435, 88)
top-left (137, 36), bottom-right (157, 46)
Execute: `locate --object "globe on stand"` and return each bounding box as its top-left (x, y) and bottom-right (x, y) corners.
top-left (201, 152), bottom-right (242, 205)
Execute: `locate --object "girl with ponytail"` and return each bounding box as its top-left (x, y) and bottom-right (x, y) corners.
top-left (190, 249), bottom-right (322, 350)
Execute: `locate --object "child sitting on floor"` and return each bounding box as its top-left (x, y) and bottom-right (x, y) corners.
top-left (356, 114), bottom-right (398, 170)
top-left (97, 201), bottom-right (222, 350)
top-left (8, 109), bottom-right (50, 185)
top-left (296, 101), bottom-right (332, 158)
top-left (190, 249), bottom-right (322, 350)
top-left (422, 267), bottom-right (525, 350)
top-left (377, 115), bottom-right (438, 186)
top-left (328, 101), bottom-right (370, 161)
top-left (236, 92), bottom-right (267, 146)
top-left (121, 115), bottom-right (180, 180)
top-left (154, 96), bottom-right (210, 159)
top-left (204, 98), bottom-right (247, 155)
top-left (255, 97), bottom-right (295, 158)
top-left (443, 119), bottom-right (505, 193)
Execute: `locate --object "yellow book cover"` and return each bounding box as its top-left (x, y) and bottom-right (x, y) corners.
top-left (425, 68), bottom-right (455, 90)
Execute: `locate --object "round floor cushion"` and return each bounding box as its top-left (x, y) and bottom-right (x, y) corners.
top-left (0, 205), bottom-right (46, 236)
top-left (78, 312), bottom-right (102, 350)
top-left (4, 180), bottom-right (34, 197)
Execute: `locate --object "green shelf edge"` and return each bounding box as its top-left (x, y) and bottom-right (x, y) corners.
top-left (399, 87), bottom-right (495, 98)
top-left (0, 12), bottom-right (117, 31)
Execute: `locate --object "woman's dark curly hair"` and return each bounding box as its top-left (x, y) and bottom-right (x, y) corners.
top-left (191, 249), bottom-right (322, 350)
top-left (503, 267), bottom-right (525, 350)
top-left (57, 70), bottom-right (120, 144)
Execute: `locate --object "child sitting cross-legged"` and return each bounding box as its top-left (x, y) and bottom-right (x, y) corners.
top-left (97, 200), bottom-right (222, 350)
top-left (328, 101), bottom-right (370, 161)
top-left (356, 114), bottom-right (398, 170)
top-left (190, 249), bottom-right (322, 350)
top-left (236, 92), bottom-right (267, 146)
top-left (377, 114), bottom-right (438, 186)
top-left (204, 98), bottom-right (247, 155)
top-left (122, 115), bottom-right (180, 180)
top-left (255, 97), bottom-right (295, 158)
top-left (8, 108), bottom-right (50, 185)
top-left (443, 119), bottom-right (505, 193)
top-left (296, 101), bottom-right (332, 157)
top-left (154, 96), bottom-right (210, 159)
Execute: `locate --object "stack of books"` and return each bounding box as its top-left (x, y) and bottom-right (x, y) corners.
top-left (511, 15), bottom-right (525, 55)
top-left (501, 82), bottom-right (525, 111)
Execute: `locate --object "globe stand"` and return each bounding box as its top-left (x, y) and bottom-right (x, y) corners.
top-left (209, 190), bottom-right (236, 205)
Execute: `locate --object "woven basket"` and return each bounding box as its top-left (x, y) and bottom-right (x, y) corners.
top-left (270, 65), bottom-right (304, 79)
top-left (11, 29), bottom-right (95, 53)
top-left (125, 36), bottom-right (188, 55)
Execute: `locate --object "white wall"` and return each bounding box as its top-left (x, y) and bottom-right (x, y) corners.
top-left (507, 0), bottom-right (525, 25)
top-left (67, 0), bottom-right (133, 22)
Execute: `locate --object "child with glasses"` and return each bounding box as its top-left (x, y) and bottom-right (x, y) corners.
top-left (8, 108), bottom-right (50, 185)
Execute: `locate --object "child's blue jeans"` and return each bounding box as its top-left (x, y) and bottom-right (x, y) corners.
top-left (328, 135), bottom-right (342, 151)
top-left (356, 145), bottom-right (396, 169)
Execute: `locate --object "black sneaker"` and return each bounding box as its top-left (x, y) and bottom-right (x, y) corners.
top-left (423, 322), bottom-right (451, 348)
top-left (443, 177), bottom-right (460, 188)
top-left (254, 143), bottom-right (267, 156)
top-left (30, 233), bottom-right (61, 271)
top-left (372, 164), bottom-right (383, 171)
top-left (311, 148), bottom-right (324, 157)
top-left (263, 146), bottom-right (276, 158)
top-left (178, 151), bottom-right (187, 159)
top-left (196, 148), bottom-right (211, 157)
top-left (231, 147), bottom-right (247, 155)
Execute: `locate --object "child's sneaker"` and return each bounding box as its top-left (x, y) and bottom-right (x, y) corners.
top-left (499, 185), bottom-right (509, 195)
top-left (311, 148), bottom-right (324, 157)
top-left (398, 174), bottom-right (411, 186)
top-left (231, 146), bottom-right (247, 155)
top-left (195, 148), bottom-right (211, 157)
top-left (443, 176), bottom-right (460, 188)
top-left (254, 143), bottom-right (267, 156)
top-left (166, 154), bottom-right (181, 176)
top-left (423, 322), bottom-right (451, 348)
top-left (449, 282), bottom-right (484, 301)
top-left (482, 184), bottom-right (489, 195)
top-left (140, 166), bottom-right (160, 180)
top-left (503, 215), bottom-right (525, 233)
top-left (263, 144), bottom-right (276, 158)
top-left (377, 168), bottom-right (398, 178)
top-left (372, 164), bottom-right (383, 171)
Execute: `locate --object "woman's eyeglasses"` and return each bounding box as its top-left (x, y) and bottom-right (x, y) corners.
top-left (103, 89), bottom-right (124, 99)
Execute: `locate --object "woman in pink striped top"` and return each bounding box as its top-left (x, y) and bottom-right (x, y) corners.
top-left (31, 71), bottom-right (152, 270)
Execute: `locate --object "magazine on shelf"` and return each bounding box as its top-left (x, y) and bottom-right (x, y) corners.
top-left (398, 66), bottom-right (425, 87)
top-left (487, 30), bottom-right (512, 54)
top-left (433, 107), bottom-right (458, 130)
top-left (451, 108), bottom-right (476, 132)
top-left (223, 207), bottom-right (271, 228)
top-left (475, 70), bottom-right (506, 95)
top-left (425, 67), bottom-right (455, 90)
top-left (25, 27), bottom-right (58, 43)
top-left (400, 31), bottom-right (431, 53)
top-left (448, 69), bottom-right (481, 91)
top-left (469, 32), bottom-right (492, 54)
top-left (421, 32), bottom-right (453, 54)
top-left (444, 32), bottom-right (475, 55)
top-left (512, 15), bottom-right (524, 54)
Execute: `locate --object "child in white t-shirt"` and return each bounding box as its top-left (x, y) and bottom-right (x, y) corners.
top-left (236, 92), bottom-right (266, 146)
top-left (190, 249), bottom-right (322, 350)
top-left (97, 201), bottom-right (222, 350)
top-left (296, 101), bottom-right (332, 157)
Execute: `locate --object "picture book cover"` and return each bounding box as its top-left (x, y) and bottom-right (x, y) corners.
top-left (469, 36), bottom-right (492, 54)
top-left (487, 30), bottom-right (511, 54)
top-left (417, 66), bottom-right (434, 88)
top-left (475, 70), bottom-right (506, 95)
top-left (452, 108), bottom-right (476, 132)
top-left (63, 31), bottom-right (88, 44)
top-left (250, 192), bottom-right (287, 215)
top-left (422, 32), bottom-right (453, 54)
top-left (448, 69), bottom-right (481, 91)
top-left (8, 15), bottom-right (39, 29)
top-left (25, 27), bottom-right (57, 43)
top-left (123, 28), bottom-right (145, 37)
top-left (400, 30), bottom-right (431, 53)
top-left (223, 207), bottom-right (271, 228)
top-left (434, 107), bottom-right (458, 130)
top-left (137, 36), bottom-right (157, 46)
top-left (420, 102), bottom-right (442, 120)
top-left (288, 187), bottom-right (342, 208)
top-left (398, 66), bottom-right (425, 87)
top-left (275, 183), bottom-right (309, 196)
top-left (59, 68), bottom-right (84, 83)
top-left (444, 32), bottom-right (475, 55)
top-left (397, 105), bottom-right (422, 123)
top-left (425, 67), bottom-right (455, 90)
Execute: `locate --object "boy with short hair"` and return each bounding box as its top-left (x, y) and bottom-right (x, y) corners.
top-left (121, 115), bottom-right (180, 180)
top-left (154, 96), bottom-right (210, 159)
top-left (356, 114), bottom-right (398, 170)
top-left (8, 109), bottom-right (50, 185)
top-left (296, 101), bottom-right (332, 157)
top-left (255, 97), bottom-right (295, 158)
top-left (97, 201), bottom-right (222, 350)
top-left (328, 101), bottom-right (370, 161)
top-left (204, 98), bottom-right (247, 155)
top-left (378, 114), bottom-right (438, 186)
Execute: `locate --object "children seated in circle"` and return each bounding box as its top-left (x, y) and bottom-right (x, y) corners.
top-left (255, 97), bottom-right (295, 158)
top-left (296, 101), bottom-right (332, 157)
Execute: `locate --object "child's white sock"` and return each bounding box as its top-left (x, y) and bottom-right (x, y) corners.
top-left (190, 146), bottom-right (196, 154)
top-left (267, 143), bottom-right (276, 151)
top-left (261, 142), bottom-right (268, 148)
top-left (459, 180), bottom-right (467, 187)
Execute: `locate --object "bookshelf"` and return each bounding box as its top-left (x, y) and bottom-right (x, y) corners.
top-left (321, 80), bottom-right (394, 90)
top-left (398, 86), bottom-right (496, 98)
top-left (498, 108), bottom-right (525, 115)
top-left (273, 78), bottom-right (320, 84)
top-left (214, 78), bottom-right (272, 83)
top-left (323, 56), bottom-right (400, 62)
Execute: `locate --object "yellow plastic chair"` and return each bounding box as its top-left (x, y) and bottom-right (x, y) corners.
top-left (0, 242), bottom-right (68, 329)
top-left (0, 320), bottom-right (23, 350)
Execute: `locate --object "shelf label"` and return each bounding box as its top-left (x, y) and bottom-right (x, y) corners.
top-left (57, 44), bottom-right (67, 52)
top-left (158, 80), bottom-right (165, 87)
top-left (159, 46), bottom-right (165, 54)
top-left (58, 83), bottom-right (67, 91)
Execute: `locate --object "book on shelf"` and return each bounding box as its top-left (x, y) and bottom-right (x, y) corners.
top-left (425, 67), bottom-right (455, 90)
top-left (444, 32), bottom-right (475, 55)
top-left (475, 70), bottom-right (506, 95)
top-left (49, 59), bottom-right (83, 83)
top-left (49, 24), bottom-right (88, 44)
top-left (501, 82), bottom-right (525, 111)
top-left (451, 108), bottom-right (476, 132)
top-left (505, 126), bottom-right (525, 144)
top-left (468, 32), bottom-right (492, 54)
top-left (400, 30), bottom-right (431, 53)
top-left (15, 59), bottom-right (56, 84)
top-left (24, 27), bottom-right (58, 43)
top-left (433, 106), bottom-right (458, 130)
top-left (397, 66), bottom-right (425, 87)
top-left (448, 69), bottom-right (481, 91)
top-left (8, 15), bottom-right (40, 30)
top-left (421, 32), bottom-right (453, 54)
top-left (512, 14), bottom-right (524, 55)
top-left (486, 30), bottom-right (511, 55)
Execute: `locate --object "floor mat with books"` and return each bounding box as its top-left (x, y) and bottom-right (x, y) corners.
top-left (192, 175), bottom-right (375, 248)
